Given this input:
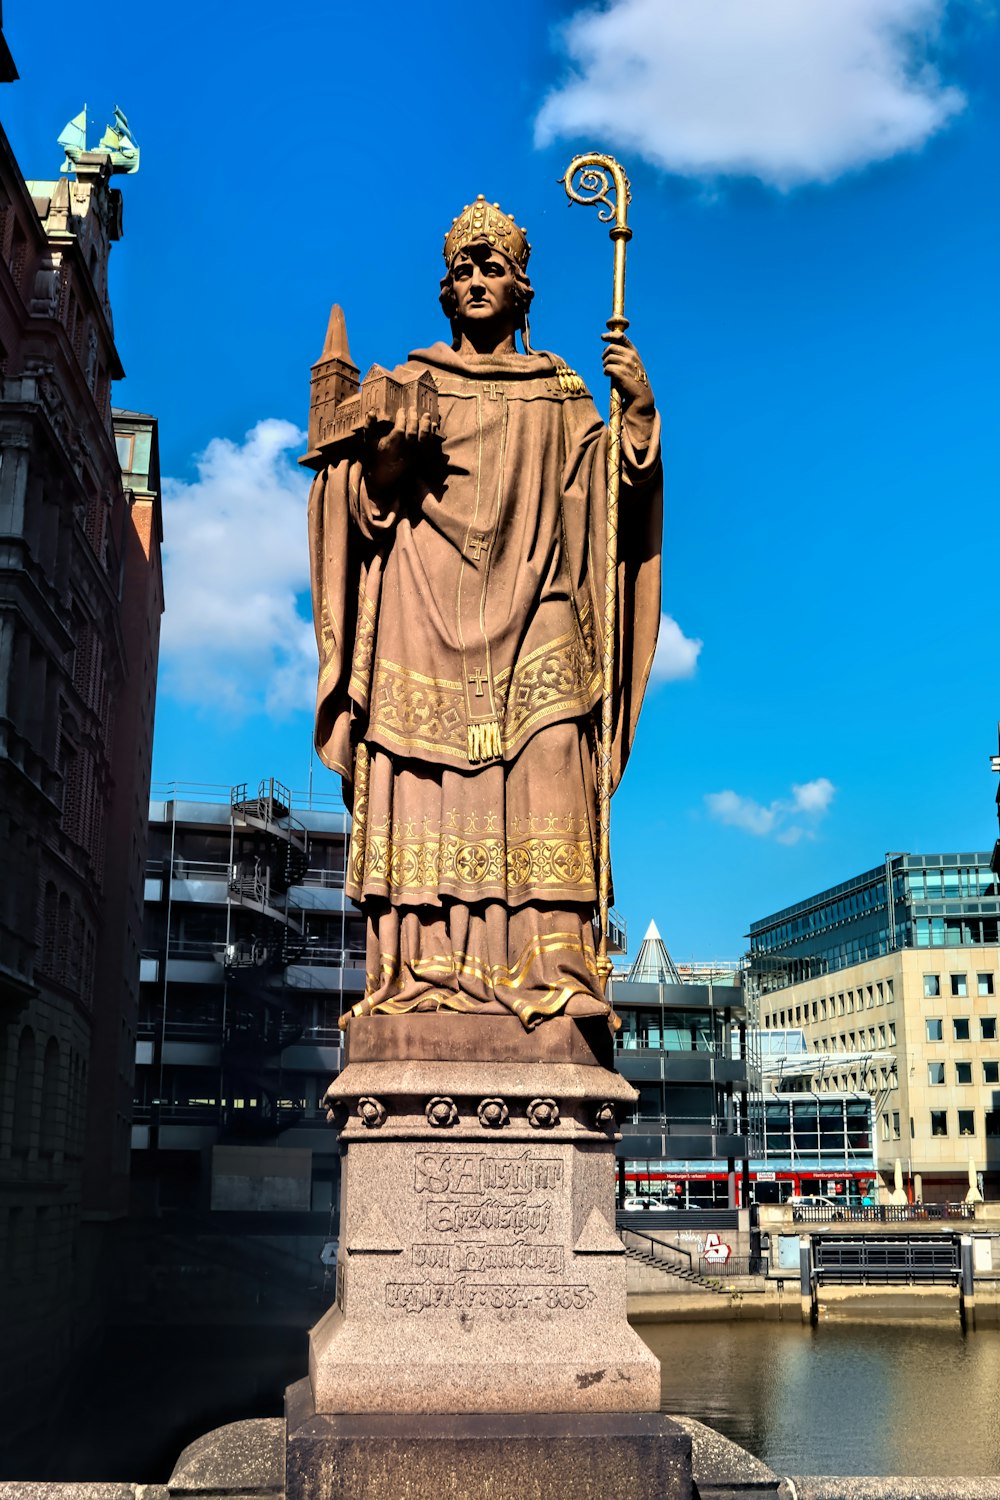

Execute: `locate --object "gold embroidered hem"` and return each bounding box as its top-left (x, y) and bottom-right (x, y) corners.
top-left (363, 605), bottom-right (599, 768)
top-left (347, 721), bottom-right (598, 908)
top-left (341, 899), bottom-right (616, 1030)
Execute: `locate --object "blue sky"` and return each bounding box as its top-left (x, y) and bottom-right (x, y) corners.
top-left (4, 1), bottom-right (998, 961)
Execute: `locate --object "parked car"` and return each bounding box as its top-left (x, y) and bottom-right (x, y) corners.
top-left (787, 1194), bottom-right (845, 1219)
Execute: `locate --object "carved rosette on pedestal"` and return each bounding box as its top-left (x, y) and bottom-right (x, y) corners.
top-left (308, 1014), bottom-right (661, 1416)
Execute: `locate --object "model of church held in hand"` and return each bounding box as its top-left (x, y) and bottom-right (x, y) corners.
top-left (302, 302), bottom-right (439, 467)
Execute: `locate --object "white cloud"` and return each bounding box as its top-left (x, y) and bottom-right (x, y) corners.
top-left (705, 777), bottom-right (836, 842)
top-left (160, 419), bottom-right (317, 717)
top-left (790, 777), bottom-right (836, 815)
top-left (650, 612), bottom-right (702, 682)
top-left (536, 0), bottom-right (966, 188)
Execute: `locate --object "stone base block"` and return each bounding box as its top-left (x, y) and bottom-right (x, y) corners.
top-left (285, 1377), bottom-right (692, 1500)
top-left (314, 1014), bottom-right (659, 1415)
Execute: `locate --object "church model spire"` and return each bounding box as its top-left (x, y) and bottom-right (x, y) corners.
top-left (307, 303), bottom-right (360, 455)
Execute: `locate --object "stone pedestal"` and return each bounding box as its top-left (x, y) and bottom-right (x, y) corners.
top-left (307, 1014), bottom-right (660, 1416)
top-left (285, 1378), bottom-right (692, 1500)
top-left (286, 1015), bottom-right (682, 1498)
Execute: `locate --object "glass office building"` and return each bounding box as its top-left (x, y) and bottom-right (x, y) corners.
top-left (748, 852), bottom-right (1000, 1201)
top-left (748, 852), bottom-right (999, 995)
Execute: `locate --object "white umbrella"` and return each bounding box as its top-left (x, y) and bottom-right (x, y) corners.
top-left (888, 1156), bottom-right (908, 1206)
top-left (966, 1155), bottom-right (984, 1205)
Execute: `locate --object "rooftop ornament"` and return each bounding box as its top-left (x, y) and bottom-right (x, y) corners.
top-left (58, 104), bottom-right (140, 175)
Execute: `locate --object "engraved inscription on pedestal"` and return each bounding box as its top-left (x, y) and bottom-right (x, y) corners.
top-left (381, 1147), bottom-right (596, 1321)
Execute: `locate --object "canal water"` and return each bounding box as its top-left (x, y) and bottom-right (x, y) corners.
top-left (641, 1320), bottom-right (1000, 1477)
top-left (10, 1319), bottom-right (1000, 1480)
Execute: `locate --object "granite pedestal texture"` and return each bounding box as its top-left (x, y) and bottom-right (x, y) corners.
top-left (285, 1377), bottom-right (692, 1500)
top-left (284, 1013), bottom-right (682, 1499)
top-left (308, 1014), bottom-right (661, 1416)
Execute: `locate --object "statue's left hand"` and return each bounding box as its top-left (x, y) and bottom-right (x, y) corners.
top-left (602, 333), bottom-right (655, 418)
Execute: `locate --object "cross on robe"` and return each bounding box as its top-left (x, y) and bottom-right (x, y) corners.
top-left (467, 533), bottom-right (488, 561)
top-left (467, 667), bottom-right (487, 697)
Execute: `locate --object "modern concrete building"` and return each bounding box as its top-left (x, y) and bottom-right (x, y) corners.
top-left (133, 780), bottom-right (359, 1230)
top-left (0, 72), bottom-right (160, 1449)
top-left (754, 1029), bottom-right (877, 1204)
top-left (610, 922), bottom-right (755, 1207)
top-left (748, 852), bottom-right (1000, 1201)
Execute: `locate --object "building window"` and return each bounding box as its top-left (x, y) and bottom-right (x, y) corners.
top-left (953, 1018), bottom-right (971, 1042)
top-left (958, 1110), bottom-right (975, 1137)
top-left (928, 1063), bottom-right (946, 1085)
top-left (930, 1111), bottom-right (948, 1137)
top-left (924, 975), bottom-right (940, 998)
top-left (984, 1061), bottom-right (1000, 1085)
top-left (955, 1062), bottom-right (973, 1085)
top-left (892, 1111), bottom-right (901, 1140)
top-left (986, 1112), bottom-right (1000, 1138)
top-left (926, 1019), bottom-right (943, 1042)
top-left (881, 1113), bottom-right (890, 1141)
top-left (951, 974), bottom-right (968, 998)
top-left (114, 432), bottom-right (134, 472)
top-left (888, 1023), bottom-right (896, 1044)
top-left (979, 974), bottom-right (995, 997)
top-left (877, 982), bottom-right (884, 1004)
top-left (887, 979), bottom-right (894, 1002)
top-left (981, 1018), bottom-right (997, 1042)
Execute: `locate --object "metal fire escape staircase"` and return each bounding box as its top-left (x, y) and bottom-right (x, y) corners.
top-left (221, 779), bottom-right (310, 1136)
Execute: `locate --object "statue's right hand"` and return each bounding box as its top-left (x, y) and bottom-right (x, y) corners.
top-left (364, 406), bottom-right (434, 495)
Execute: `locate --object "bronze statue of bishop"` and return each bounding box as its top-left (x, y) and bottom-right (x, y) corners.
top-left (307, 195), bottom-right (662, 1029)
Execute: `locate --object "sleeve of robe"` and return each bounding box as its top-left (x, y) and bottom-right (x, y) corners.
top-left (308, 458), bottom-right (362, 799)
top-left (309, 447), bottom-right (408, 807)
top-left (561, 395), bottom-right (663, 793)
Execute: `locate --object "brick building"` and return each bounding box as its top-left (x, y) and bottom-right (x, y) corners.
top-left (0, 63), bottom-right (161, 1453)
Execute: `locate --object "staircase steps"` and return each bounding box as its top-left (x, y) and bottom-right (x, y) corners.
top-left (624, 1245), bottom-right (727, 1293)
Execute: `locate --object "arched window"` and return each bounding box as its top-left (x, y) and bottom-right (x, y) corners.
top-left (12, 1027), bottom-right (36, 1156)
top-left (66, 1051), bottom-right (78, 1156)
top-left (68, 910), bottom-right (83, 990)
top-left (41, 882), bottom-right (57, 976)
top-left (57, 892), bottom-right (71, 983)
top-left (40, 1037), bottom-right (61, 1156)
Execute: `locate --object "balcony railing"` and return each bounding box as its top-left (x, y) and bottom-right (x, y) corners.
top-left (290, 944), bottom-right (366, 969)
top-left (790, 1202), bottom-right (974, 1224)
top-left (299, 867), bottom-right (347, 888)
top-left (621, 1116), bottom-right (744, 1137)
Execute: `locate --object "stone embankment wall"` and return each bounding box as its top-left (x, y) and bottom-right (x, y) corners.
top-left (6, 1414), bottom-right (1000, 1500)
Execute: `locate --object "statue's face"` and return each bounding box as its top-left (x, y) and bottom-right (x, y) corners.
top-left (450, 245), bottom-right (517, 326)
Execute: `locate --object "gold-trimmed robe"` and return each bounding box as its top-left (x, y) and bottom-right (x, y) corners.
top-left (308, 342), bottom-right (662, 1026)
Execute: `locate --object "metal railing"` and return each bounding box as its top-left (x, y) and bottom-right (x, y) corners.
top-left (287, 945), bottom-right (366, 969)
top-left (620, 1116), bottom-right (744, 1137)
top-left (299, 866), bottom-right (347, 887)
top-left (167, 859), bottom-right (230, 880)
top-left (791, 1202), bottom-right (974, 1224)
top-left (693, 1255), bottom-right (766, 1279)
top-left (149, 780), bottom-right (338, 812)
top-left (620, 1226), bottom-right (693, 1271)
top-left (814, 1237), bottom-right (960, 1285)
top-left (621, 1229), bottom-right (766, 1284)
